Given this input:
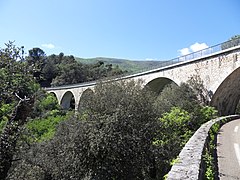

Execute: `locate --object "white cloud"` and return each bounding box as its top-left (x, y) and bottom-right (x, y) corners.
top-left (41, 43), bottom-right (55, 49)
top-left (145, 58), bottom-right (157, 61)
top-left (178, 42), bottom-right (209, 56)
top-left (190, 42), bottom-right (208, 52)
top-left (178, 48), bottom-right (190, 56)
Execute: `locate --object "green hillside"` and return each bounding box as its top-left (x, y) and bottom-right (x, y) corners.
top-left (75, 57), bottom-right (168, 73)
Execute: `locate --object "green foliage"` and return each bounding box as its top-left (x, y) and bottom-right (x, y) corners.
top-left (83, 80), bottom-right (156, 117)
top-left (170, 157), bottom-right (180, 166)
top-left (2, 62), bottom-right (219, 180)
top-left (26, 47), bottom-right (46, 83)
top-left (76, 57), bottom-right (168, 73)
top-left (8, 80), bottom-right (159, 179)
top-left (0, 41), bottom-right (39, 124)
top-left (0, 103), bottom-right (13, 133)
top-left (24, 91), bottom-right (66, 142)
top-left (153, 107), bottom-right (193, 175)
top-left (187, 106), bottom-right (218, 132)
top-left (200, 106), bottom-right (218, 122)
top-left (40, 94), bottom-right (59, 110)
top-left (203, 151), bottom-right (215, 180)
top-left (221, 35), bottom-right (240, 50)
top-left (0, 42), bottom-right (39, 103)
top-left (203, 122), bottom-right (220, 180)
top-left (26, 114), bottom-right (66, 142)
top-left (0, 42), bottom-right (39, 179)
top-left (157, 107), bottom-right (193, 145)
top-left (154, 82), bottom-right (200, 116)
top-left (235, 100), bottom-right (240, 114)
top-left (160, 107), bottom-right (191, 127)
top-left (187, 75), bottom-right (211, 105)
top-left (32, 52), bottom-right (127, 87)
top-left (152, 76), bottom-right (218, 177)
top-left (30, 90), bottom-right (62, 118)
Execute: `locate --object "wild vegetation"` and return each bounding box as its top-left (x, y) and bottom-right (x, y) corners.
top-left (0, 42), bottom-right (218, 179)
top-left (76, 57), bottom-right (168, 73)
top-left (25, 48), bottom-right (126, 87)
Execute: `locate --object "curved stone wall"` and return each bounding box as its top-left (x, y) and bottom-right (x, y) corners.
top-left (167, 115), bottom-right (240, 180)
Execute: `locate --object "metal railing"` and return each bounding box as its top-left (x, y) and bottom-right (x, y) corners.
top-left (137, 36), bottom-right (240, 73)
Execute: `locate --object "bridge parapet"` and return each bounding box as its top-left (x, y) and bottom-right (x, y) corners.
top-left (167, 115), bottom-right (240, 180)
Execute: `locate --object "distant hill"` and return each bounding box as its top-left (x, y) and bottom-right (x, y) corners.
top-left (75, 57), bottom-right (168, 73)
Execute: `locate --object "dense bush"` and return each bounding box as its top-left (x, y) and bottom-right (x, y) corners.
top-left (154, 82), bottom-right (200, 116)
top-left (8, 80), bottom-right (160, 179)
top-left (30, 90), bottom-right (62, 118)
top-left (152, 76), bottom-right (217, 177)
top-left (153, 107), bottom-right (193, 176)
top-left (22, 92), bottom-right (68, 143)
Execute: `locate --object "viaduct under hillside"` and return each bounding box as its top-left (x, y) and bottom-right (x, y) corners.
top-left (45, 42), bottom-right (240, 115)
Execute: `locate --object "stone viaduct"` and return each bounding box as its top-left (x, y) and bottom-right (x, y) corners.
top-left (45, 43), bottom-right (240, 115)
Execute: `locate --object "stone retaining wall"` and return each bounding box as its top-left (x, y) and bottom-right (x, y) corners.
top-left (167, 115), bottom-right (240, 180)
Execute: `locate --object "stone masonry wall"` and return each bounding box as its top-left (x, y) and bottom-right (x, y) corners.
top-left (167, 115), bottom-right (240, 180)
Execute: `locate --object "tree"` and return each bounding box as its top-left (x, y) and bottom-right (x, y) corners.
top-left (26, 48), bottom-right (47, 85)
top-left (51, 61), bottom-right (86, 86)
top-left (187, 75), bottom-right (211, 105)
top-left (0, 44), bottom-right (38, 104)
top-left (154, 82), bottom-right (200, 116)
top-left (27, 48), bottom-right (46, 68)
top-left (0, 42), bottom-right (38, 179)
top-left (221, 35), bottom-right (240, 50)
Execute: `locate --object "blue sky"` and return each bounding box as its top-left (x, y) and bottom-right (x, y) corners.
top-left (0, 0), bottom-right (239, 60)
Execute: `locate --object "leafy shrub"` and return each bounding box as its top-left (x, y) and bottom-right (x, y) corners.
top-left (26, 114), bottom-right (66, 142)
top-left (154, 82), bottom-right (200, 116)
top-left (200, 106), bottom-right (218, 122)
top-left (0, 103), bottom-right (13, 133)
top-left (8, 80), bottom-right (160, 179)
top-left (153, 107), bottom-right (194, 177)
top-left (31, 90), bottom-right (61, 118)
top-left (25, 92), bottom-right (67, 143)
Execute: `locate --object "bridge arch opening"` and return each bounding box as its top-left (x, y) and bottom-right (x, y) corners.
top-left (60, 91), bottom-right (75, 110)
top-left (49, 92), bottom-right (58, 101)
top-left (48, 92), bottom-right (60, 106)
top-left (145, 77), bottom-right (177, 95)
top-left (78, 89), bottom-right (94, 112)
top-left (211, 67), bottom-right (240, 115)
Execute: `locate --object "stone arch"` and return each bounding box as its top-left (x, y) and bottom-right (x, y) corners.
top-left (48, 91), bottom-right (61, 104)
top-left (211, 67), bottom-right (240, 115)
top-left (60, 91), bottom-right (75, 110)
top-left (49, 92), bottom-right (58, 100)
top-left (144, 77), bottom-right (177, 94)
top-left (78, 88), bottom-right (94, 112)
top-left (48, 92), bottom-right (60, 105)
